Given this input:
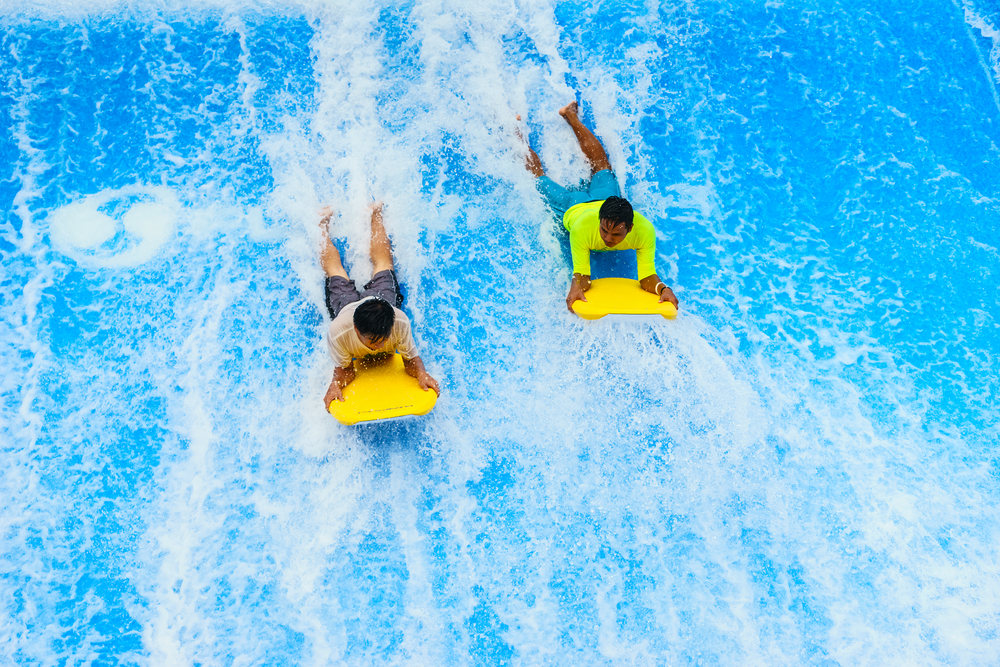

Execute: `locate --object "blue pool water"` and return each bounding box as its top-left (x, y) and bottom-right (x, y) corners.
top-left (2, 0), bottom-right (999, 664)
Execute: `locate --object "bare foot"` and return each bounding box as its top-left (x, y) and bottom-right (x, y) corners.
top-left (559, 101), bottom-right (579, 120)
top-left (318, 207), bottom-right (349, 279)
top-left (558, 100), bottom-right (611, 173)
top-left (514, 114), bottom-right (527, 143)
top-left (318, 206), bottom-right (336, 238)
top-left (514, 115), bottom-right (544, 177)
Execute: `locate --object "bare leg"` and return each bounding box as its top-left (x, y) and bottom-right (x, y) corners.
top-left (369, 202), bottom-right (394, 275)
top-left (319, 207), bottom-right (349, 279)
top-left (516, 114), bottom-right (545, 177)
top-left (559, 102), bottom-right (612, 174)
top-left (524, 144), bottom-right (545, 177)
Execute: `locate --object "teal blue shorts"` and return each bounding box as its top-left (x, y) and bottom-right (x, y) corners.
top-left (536, 169), bottom-right (621, 218)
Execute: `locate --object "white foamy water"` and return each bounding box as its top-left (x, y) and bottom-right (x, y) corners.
top-left (1, 0), bottom-right (999, 665)
top-left (49, 186), bottom-right (181, 267)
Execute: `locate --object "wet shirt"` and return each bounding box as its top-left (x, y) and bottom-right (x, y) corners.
top-left (562, 200), bottom-right (657, 279)
top-left (327, 298), bottom-right (420, 368)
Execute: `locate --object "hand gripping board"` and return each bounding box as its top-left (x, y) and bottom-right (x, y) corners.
top-left (328, 353), bottom-right (438, 425)
top-left (571, 277), bottom-right (678, 320)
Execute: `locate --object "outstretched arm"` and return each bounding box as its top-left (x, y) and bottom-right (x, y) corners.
top-left (639, 274), bottom-right (679, 308)
top-left (403, 356), bottom-right (440, 395)
top-left (323, 365), bottom-right (357, 409)
top-left (566, 273), bottom-right (592, 312)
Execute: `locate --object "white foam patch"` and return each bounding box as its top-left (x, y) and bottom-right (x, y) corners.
top-left (49, 185), bottom-right (181, 268)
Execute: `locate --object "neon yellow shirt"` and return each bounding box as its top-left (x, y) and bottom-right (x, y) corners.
top-left (563, 200), bottom-right (657, 279)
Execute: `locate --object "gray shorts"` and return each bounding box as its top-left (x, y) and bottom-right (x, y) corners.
top-left (324, 269), bottom-right (403, 320)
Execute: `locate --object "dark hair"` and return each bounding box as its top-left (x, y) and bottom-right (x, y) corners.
top-left (353, 298), bottom-right (395, 342)
top-left (599, 196), bottom-right (634, 228)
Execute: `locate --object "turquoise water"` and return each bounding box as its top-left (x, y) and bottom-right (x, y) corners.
top-left (2, 0), bottom-right (999, 664)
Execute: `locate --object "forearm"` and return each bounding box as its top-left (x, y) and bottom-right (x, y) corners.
top-left (565, 273), bottom-right (592, 311)
top-left (640, 273), bottom-right (679, 307)
top-left (639, 274), bottom-right (663, 294)
top-left (333, 365), bottom-right (356, 386)
top-left (403, 356), bottom-right (427, 379)
top-left (404, 356), bottom-right (441, 395)
top-left (324, 365), bottom-right (355, 407)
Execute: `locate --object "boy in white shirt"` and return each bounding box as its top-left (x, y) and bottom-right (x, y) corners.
top-left (320, 202), bottom-right (440, 410)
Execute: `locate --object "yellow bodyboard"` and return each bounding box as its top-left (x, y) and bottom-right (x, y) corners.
top-left (572, 277), bottom-right (678, 320)
top-left (328, 353), bottom-right (438, 425)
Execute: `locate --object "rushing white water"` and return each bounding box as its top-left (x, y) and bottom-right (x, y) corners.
top-left (1, 0), bottom-right (999, 664)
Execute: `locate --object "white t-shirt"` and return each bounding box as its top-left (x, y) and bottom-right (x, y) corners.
top-left (327, 298), bottom-right (420, 368)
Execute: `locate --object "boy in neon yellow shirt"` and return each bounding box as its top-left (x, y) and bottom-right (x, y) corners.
top-left (521, 102), bottom-right (679, 312)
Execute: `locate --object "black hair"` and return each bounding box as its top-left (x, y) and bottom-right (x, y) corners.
top-left (599, 196), bottom-right (634, 228)
top-left (353, 298), bottom-right (395, 342)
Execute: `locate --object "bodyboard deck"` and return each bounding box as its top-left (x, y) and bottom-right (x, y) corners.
top-left (328, 353), bottom-right (438, 425)
top-left (572, 277), bottom-right (678, 320)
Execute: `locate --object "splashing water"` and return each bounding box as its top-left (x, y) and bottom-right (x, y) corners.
top-left (2, 0), bottom-right (999, 665)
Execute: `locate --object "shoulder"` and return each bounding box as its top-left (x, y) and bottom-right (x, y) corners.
top-left (564, 200), bottom-right (602, 228)
top-left (631, 211), bottom-right (656, 239)
top-left (329, 301), bottom-right (361, 339)
top-left (391, 306), bottom-right (412, 331)
top-left (335, 299), bottom-right (363, 321)
top-left (631, 210), bottom-right (654, 229)
top-left (390, 307), bottom-right (419, 354)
